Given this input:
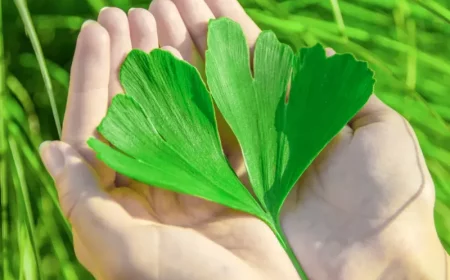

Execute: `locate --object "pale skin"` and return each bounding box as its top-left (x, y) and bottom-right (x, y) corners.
top-left (38, 0), bottom-right (449, 279)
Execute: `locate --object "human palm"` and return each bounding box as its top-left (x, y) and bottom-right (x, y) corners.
top-left (48, 1), bottom-right (448, 279)
top-left (75, 180), bottom-right (298, 280)
top-left (87, 168), bottom-right (298, 279)
top-left (282, 110), bottom-right (443, 279)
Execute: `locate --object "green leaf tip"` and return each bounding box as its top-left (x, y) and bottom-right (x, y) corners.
top-left (89, 17), bottom-right (375, 280)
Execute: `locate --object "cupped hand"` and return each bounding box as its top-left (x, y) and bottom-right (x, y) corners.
top-left (39, 0), bottom-right (449, 280)
top-left (40, 2), bottom-right (299, 280)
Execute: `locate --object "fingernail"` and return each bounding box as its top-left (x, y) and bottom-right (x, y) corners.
top-left (39, 141), bottom-right (66, 177)
top-left (81, 19), bottom-right (96, 29)
top-left (128, 8), bottom-right (136, 14)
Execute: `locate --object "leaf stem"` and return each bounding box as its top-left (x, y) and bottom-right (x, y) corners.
top-left (268, 217), bottom-right (309, 280)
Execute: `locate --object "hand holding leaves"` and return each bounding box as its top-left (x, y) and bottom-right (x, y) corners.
top-left (88, 18), bottom-right (374, 279)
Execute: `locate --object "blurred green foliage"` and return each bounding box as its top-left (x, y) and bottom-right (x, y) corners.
top-left (0, 0), bottom-right (449, 279)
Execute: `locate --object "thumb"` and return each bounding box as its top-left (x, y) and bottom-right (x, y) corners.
top-left (39, 141), bottom-right (133, 249)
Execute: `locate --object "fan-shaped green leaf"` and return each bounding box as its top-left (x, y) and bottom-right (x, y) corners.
top-left (88, 49), bottom-right (264, 218)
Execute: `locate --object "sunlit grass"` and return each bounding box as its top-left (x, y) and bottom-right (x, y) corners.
top-left (1, 0), bottom-right (87, 278)
top-left (13, 0), bottom-right (61, 138)
top-left (0, 0), bottom-right (449, 279)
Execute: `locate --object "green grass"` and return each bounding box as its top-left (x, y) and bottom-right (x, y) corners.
top-left (0, 0), bottom-right (449, 279)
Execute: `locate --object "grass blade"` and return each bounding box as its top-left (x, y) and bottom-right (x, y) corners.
top-left (9, 134), bottom-right (43, 279)
top-left (7, 75), bottom-right (40, 139)
top-left (1, 154), bottom-right (9, 280)
top-left (0, 0), bottom-right (11, 277)
top-left (11, 127), bottom-right (71, 234)
top-left (412, 0), bottom-right (450, 24)
top-left (405, 19), bottom-right (417, 90)
top-left (329, 0), bottom-right (347, 40)
top-left (13, 0), bottom-right (61, 138)
top-left (39, 196), bottom-right (78, 280)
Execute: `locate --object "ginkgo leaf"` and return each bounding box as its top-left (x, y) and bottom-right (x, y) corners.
top-left (272, 45), bottom-right (375, 214)
top-left (87, 49), bottom-right (265, 218)
top-left (205, 19), bottom-right (294, 211)
top-left (205, 18), bottom-right (374, 217)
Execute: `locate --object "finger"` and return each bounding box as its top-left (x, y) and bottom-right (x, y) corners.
top-left (349, 95), bottom-right (398, 129)
top-left (204, 0), bottom-right (261, 49)
top-left (98, 7), bottom-right (132, 101)
top-left (170, 0), bottom-right (214, 56)
top-left (40, 141), bottom-right (134, 252)
top-left (128, 8), bottom-right (158, 52)
top-left (150, 0), bottom-right (202, 67)
top-left (62, 20), bottom-right (110, 165)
